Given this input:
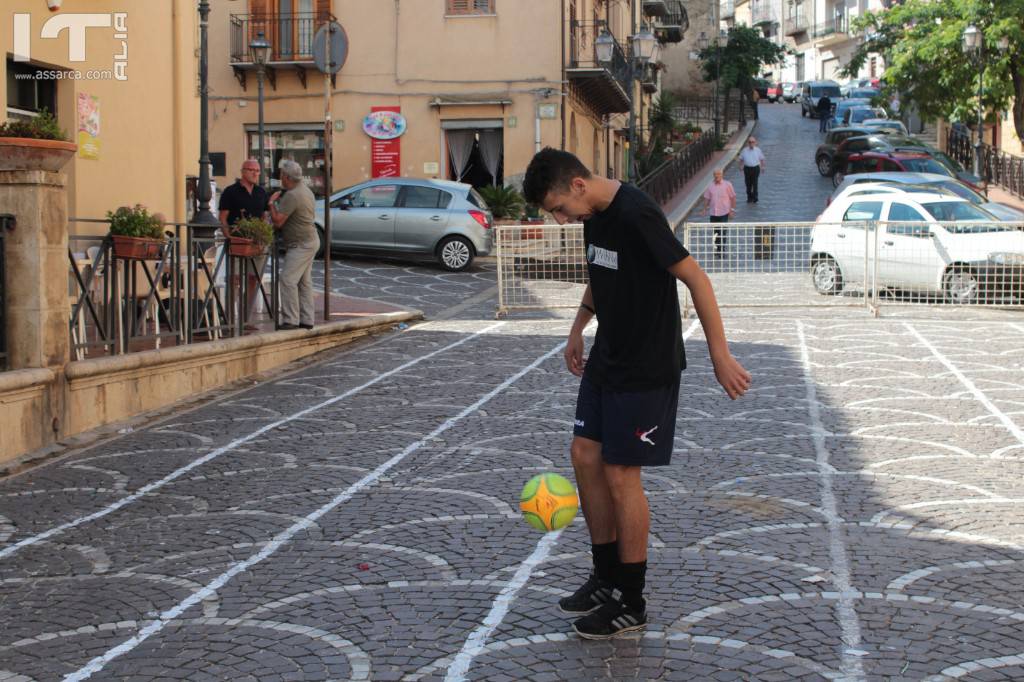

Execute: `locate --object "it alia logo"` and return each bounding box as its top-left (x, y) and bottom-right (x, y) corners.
top-left (12, 9), bottom-right (128, 80)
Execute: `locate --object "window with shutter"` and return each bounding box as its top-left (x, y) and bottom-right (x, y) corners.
top-left (446, 0), bottom-right (495, 15)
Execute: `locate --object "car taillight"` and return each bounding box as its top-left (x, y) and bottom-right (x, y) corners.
top-left (469, 210), bottom-right (491, 229)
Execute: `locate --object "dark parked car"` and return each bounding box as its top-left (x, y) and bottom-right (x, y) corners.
top-left (753, 78), bottom-right (771, 100)
top-left (831, 150), bottom-right (955, 188)
top-left (814, 126), bottom-right (876, 176)
top-left (313, 178), bottom-right (493, 271)
top-left (826, 134), bottom-right (902, 177)
top-left (801, 80), bottom-right (842, 118)
top-left (829, 98), bottom-right (872, 129)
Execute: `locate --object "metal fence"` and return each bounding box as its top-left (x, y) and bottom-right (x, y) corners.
top-left (947, 130), bottom-right (1024, 201)
top-left (495, 224), bottom-right (587, 317)
top-left (495, 220), bottom-right (1024, 317)
top-left (638, 130), bottom-right (715, 204)
top-left (68, 219), bottom-right (280, 359)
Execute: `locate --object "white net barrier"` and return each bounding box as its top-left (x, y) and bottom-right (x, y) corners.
top-left (495, 224), bottom-right (587, 316)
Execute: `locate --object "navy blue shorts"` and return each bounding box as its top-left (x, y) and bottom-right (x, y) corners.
top-left (573, 376), bottom-right (680, 466)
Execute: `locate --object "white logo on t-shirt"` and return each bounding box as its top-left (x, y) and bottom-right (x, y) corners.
top-left (587, 244), bottom-right (618, 270)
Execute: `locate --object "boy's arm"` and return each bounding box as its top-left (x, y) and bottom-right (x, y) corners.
top-left (669, 257), bottom-right (751, 399)
top-left (565, 284), bottom-right (595, 377)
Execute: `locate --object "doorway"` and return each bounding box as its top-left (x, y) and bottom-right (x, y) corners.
top-left (444, 122), bottom-right (504, 189)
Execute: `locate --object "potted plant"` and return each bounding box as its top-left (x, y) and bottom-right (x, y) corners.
top-left (477, 185), bottom-right (525, 224)
top-left (0, 109), bottom-right (77, 172)
top-left (227, 217), bottom-right (274, 257)
top-left (107, 204), bottom-right (165, 260)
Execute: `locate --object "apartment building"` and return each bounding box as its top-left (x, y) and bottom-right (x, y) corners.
top-left (206, 0), bottom-right (686, 197)
top-left (0, 0), bottom-right (200, 225)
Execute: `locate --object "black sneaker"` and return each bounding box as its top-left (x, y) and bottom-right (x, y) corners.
top-left (557, 574), bottom-right (614, 615)
top-left (572, 598), bottom-right (647, 640)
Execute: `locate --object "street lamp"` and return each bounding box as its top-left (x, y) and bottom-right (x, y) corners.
top-left (249, 31), bottom-right (272, 188)
top-left (596, 25), bottom-right (657, 182)
top-left (961, 24), bottom-right (1010, 182)
top-left (192, 0), bottom-right (219, 231)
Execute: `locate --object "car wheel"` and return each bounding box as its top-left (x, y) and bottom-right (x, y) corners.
top-left (942, 266), bottom-right (979, 304)
top-left (812, 257), bottom-right (843, 295)
top-left (832, 171), bottom-right (845, 188)
top-left (816, 155), bottom-right (833, 176)
top-left (437, 235), bottom-right (474, 272)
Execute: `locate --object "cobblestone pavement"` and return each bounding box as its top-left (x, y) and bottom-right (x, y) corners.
top-left (4, 107), bottom-right (1024, 680)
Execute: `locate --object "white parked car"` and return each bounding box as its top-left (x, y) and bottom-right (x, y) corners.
top-left (810, 191), bottom-right (1024, 303)
top-left (862, 118), bottom-right (909, 135)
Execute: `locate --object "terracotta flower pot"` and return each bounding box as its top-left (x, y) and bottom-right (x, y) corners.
top-left (111, 235), bottom-right (163, 260)
top-left (0, 137), bottom-right (77, 172)
top-left (228, 237), bottom-right (268, 258)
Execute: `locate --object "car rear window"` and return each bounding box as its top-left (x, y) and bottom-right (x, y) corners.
top-left (467, 188), bottom-right (489, 210)
top-left (922, 201), bottom-right (1007, 229)
top-left (934, 180), bottom-right (983, 203)
top-left (812, 86), bottom-right (841, 97)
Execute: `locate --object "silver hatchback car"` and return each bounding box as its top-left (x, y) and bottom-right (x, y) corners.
top-left (313, 178), bottom-right (493, 271)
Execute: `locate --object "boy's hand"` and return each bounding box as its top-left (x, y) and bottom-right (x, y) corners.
top-left (713, 353), bottom-right (751, 399)
top-left (564, 332), bottom-right (586, 377)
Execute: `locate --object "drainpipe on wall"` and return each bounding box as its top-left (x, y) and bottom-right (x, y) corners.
top-left (560, 0), bottom-right (566, 150)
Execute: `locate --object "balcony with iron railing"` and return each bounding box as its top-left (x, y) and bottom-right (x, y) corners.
top-left (784, 4), bottom-right (810, 35)
top-left (654, 0), bottom-right (688, 43)
top-left (812, 10), bottom-right (848, 42)
top-left (751, 0), bottom-right (778, 26)
top-left (567, 21), bottom-right (631, 115)
top-left (643, 0), bottom-right (669, 17)
top-left (229, 12), bottom-right (330, 89)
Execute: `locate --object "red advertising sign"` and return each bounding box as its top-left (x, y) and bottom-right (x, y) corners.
top-left (369, 106), bottom-right (402, 178)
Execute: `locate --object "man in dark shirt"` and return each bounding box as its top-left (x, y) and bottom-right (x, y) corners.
top-left (218, 159), bottom-right (271, 324)
top-left (817, 94), bottom-right (834, 132)
top-left (523, 148), bottom-right (751, 640)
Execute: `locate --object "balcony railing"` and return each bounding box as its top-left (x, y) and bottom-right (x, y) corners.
top-left (655, 0), bottom-right (688, 43)
top-left (568, 20), bottom-right (631, 98)
top-left (230, 13), bottom-right (323, 63)
top-left (751, 0), bottom-right (778, 25)
top-left (784, 4), bottom-right (810, 34)
top-left (812, 12), bottom-right (847, 39)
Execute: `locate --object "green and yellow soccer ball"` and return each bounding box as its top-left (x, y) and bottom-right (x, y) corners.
top-left (520, 473), bottom-right (579, 532)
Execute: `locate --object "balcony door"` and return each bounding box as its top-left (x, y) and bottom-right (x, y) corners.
top-left (249, 0), bottom-right (330, 61)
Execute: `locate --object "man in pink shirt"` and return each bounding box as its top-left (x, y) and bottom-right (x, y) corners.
top-left (702, 169), bottom-right (736, 255)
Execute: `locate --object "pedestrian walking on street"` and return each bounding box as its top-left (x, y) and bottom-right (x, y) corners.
top-left (817, 94), bottom-right (833, 132)
top-left (218, 159), bottom-right (271, 326)
top-left (522, 148), bottom-right (752, 640)
top-left (702, 169), bottom-right (736, 255)
top-left (738, 136), bottom-right (766, 203)
top-left (268, 160), bottom-right (319, 330)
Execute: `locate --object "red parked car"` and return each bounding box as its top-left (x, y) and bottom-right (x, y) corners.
top-left (766, 82), bottom-right (784, 103)
top-left (831, 150), bottom-right (955, 188)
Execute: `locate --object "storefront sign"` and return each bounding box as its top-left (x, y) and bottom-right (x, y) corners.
top-left (76, 92), bottom-right (100, 160)
top-left (369, 106), bottom-right (402, 178)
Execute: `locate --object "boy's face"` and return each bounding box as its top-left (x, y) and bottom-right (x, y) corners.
top-left (541, 178), bottom-right (592, 224)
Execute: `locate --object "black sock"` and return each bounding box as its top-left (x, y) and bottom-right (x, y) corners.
top-left (617, 560), bottom-right (647, 611)
top-left (591, 541), bottom-right (619, 583)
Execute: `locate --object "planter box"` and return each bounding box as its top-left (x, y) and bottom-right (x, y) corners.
top-left (0, 137), bottom-right (77, 172)
top-left (111, 235), bottom-right (163, 260)
top-left (228, 237), bottom-right (268, 258)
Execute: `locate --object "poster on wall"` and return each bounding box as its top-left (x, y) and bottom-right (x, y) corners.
top-left (76, 93), bottom-right (100, 160)
top-left (365, 106), bottom-right (404, 178)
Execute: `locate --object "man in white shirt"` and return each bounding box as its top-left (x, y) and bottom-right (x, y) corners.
top-left (738, 136), bottom-right (766, 204)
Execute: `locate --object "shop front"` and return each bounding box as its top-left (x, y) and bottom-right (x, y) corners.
top-left (244, 123), bottom-right (329, 197)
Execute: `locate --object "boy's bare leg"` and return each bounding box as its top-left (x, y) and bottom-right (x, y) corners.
top-left (570, 436), bottom-right (616, 543)
top-left (603, 464), bottom-right (649, 563)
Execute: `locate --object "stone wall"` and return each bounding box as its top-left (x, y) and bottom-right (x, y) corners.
top-left (660, 3), bottom-right (717, 98)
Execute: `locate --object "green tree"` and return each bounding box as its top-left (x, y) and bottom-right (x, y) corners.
top-left (843, 0), bottom-right (1024, 140)
top-left (698, 26), bottom-right (788, 125)
top-left (636, 91), bottom-right (679, 178)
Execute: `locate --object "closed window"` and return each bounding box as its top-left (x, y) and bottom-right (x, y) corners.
top-left (887, 202), bottom-right (928, 228)
top-left (350, 185), bottom-right (400, 208)
top-left (403, 186), bottom-right (451, 209)
top-left (446, 0), bottom-right (495, 14)
top-left (850, 158), bottom-right (878, 174)
top-left (843, 201), bottom-right (883, 222)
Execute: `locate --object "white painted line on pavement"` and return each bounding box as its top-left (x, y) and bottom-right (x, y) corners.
top-left (906, 322), bottom-right (1024, 449)
top-left (63, 334), bottom-right (568, 681)
top-left (0, 322), bottom-right (506, 562)
top-left (796, 321), bottom-right (866, 681)
top-left (444, 319), bottom-right (703, 682)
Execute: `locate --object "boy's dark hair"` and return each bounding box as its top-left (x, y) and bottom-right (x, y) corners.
top-left (522, 147), bottom-right (592, 207)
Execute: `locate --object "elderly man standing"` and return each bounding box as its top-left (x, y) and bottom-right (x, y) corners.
top-left (268, 160), bottom-right (319, 330)
top-left (702, 168), bottom-right (736, 256)
top-left (219, 159), bottom-right (270, 325)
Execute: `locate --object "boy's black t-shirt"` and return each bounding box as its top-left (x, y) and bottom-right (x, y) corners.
top-left (582, 183), bottom-right (690, 391)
